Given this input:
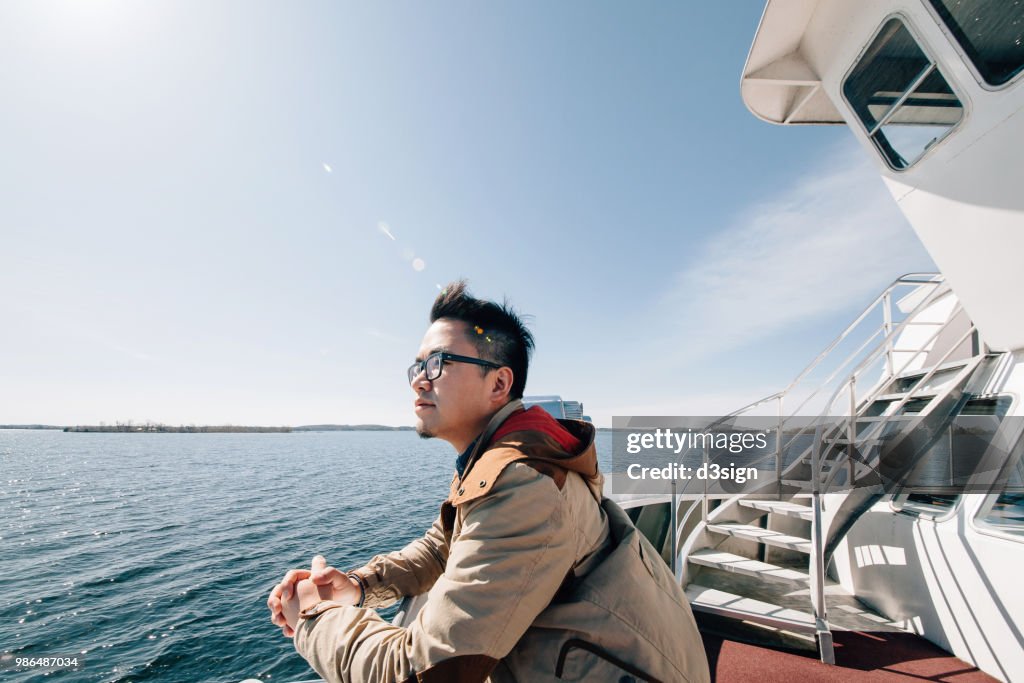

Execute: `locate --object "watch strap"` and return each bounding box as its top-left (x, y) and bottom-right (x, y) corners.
top-left (347, 572), bottom-right (367, 608)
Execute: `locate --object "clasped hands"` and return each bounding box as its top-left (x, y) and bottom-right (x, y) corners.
top-left (267, 555), bottom-right (362, 637)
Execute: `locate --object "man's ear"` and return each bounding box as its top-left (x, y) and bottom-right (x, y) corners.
top-left (490, 367), bottom-right (514, 403)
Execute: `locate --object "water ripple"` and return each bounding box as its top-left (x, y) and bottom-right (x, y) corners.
top-left (0, 429), bottom-right (611, 682)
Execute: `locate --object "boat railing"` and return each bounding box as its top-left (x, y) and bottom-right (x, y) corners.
top-left (771, 295), bottom-right (966, 486)
top-left (724, 274), bottom-right (944, 409)
top-left (676, 272), bottom-right (989, 664)
top-left (702, 274), bottom-right (952, 489)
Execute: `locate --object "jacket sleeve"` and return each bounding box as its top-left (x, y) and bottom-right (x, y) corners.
top-left (348, 513), bottom-right (448, 609)
top-left (293, 463), bottom-right (575, 683)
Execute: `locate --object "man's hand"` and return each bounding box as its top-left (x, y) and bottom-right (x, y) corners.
top-left (268, 556), bottom-right (363, 637)
top-left (268, 567), bottom-right (311, 638)
top-left (308, 555), bottom-right (363, 607)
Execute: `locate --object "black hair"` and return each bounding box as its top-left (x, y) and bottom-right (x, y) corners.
top-left (430, 280), bottom-right (535, 400)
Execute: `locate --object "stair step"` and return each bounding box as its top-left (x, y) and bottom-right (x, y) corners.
top-left (689, 549), bottom-right (810, 586)
top-left (686, 584), bottom-right (816, 633)
top-left (780, 478), bottom-right (839, 491)
top-left (707, 523), bottom-right (813, 553)
top-left (873, 393), bottom-right (921, 402)
top-left (823, 437), bottom-right (886, 446)
top-left (738, 499), bottom-right (814, 521)
top-left (793, 466), bottom-right (836, 477)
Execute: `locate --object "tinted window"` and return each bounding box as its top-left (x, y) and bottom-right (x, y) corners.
top-left (897, 396), bottom-right (1010, 516)
top-left (905, 492), bottom-right (959, 513)
top-left (929, 0), bottom-right (1024, 86)
top-left (979, 492), bottom-right (1024, 537)
top-left (844, 18), bottom-right (964, 169)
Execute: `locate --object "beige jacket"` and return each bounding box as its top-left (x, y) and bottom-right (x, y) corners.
top-left (293, 401), bottom-right (710, 682)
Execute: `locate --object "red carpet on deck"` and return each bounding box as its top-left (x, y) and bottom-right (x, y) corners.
top-left (700, 631), bottom-right (998, 682)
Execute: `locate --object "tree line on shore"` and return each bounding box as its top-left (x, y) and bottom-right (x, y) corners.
top-left (1, 422), bottom-right (415, 432)
top-left (64, 422), bottom-right (292, 433)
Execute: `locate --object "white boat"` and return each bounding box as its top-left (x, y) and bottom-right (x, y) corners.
top-left (610, 1), bottom-right (1023, 680)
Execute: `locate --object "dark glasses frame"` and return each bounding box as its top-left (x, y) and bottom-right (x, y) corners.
top-left (407, 351), bottom-right (503, 385)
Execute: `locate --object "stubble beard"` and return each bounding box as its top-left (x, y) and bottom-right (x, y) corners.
top-left (415, 421), bottom-right (435, 439)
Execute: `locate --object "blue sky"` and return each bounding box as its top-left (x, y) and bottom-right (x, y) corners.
top-left (0, 1), bottom-right (936, 427)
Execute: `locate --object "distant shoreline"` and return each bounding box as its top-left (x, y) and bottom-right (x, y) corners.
top-left (0, 424), bottom-right (416, 433)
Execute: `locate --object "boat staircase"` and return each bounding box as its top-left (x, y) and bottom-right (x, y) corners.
top-left (676, 274), bottom-right (997, 664)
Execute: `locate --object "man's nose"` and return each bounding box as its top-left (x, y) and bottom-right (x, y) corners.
top-left (411, 371), bottom-right (432, 392)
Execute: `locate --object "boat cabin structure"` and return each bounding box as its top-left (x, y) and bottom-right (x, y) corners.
top-left (608, 1), bottom-right (1023, 680)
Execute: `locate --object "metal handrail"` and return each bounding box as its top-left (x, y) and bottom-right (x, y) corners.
top-left (786, 283), bottom-right (950, 435)
top-left (722, 274), bottom-right (944, 421)
top-left (786, 296), bottom-right (962, 470)
top-left (821, 322), bottom-right (979, 493)
top-left (800, 298), bottom-right (965, 489)
top-left (823, 299), bottom-right (962, 418)
top-left (680, 273), bottom-right (973, 665)
top-left (769, 297), bottom-right (958, 499)
top-left (708, 278), bottom-right (953, 480)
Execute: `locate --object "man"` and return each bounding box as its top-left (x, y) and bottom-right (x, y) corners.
top-left (267, 281), bottom-right (710, 682)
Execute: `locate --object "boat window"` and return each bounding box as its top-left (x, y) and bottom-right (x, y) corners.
top-left (977, 492), bottom-right (1024, 539)
top-left (927, 0), bottom-right (1024, 87)
top-left (894, 395), bottom-right (1010, 517)
top-left (903, 492), bottom-right (959, 514)
top-left (960, 395), bottom-right (1013, 415)
top-left (843, 17), bottom-right (964, 169)
top-left (974, 394), bottom-right (1023, 538)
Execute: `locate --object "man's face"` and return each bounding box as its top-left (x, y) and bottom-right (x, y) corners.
top-left (411, 319), bottom-right (497, 449)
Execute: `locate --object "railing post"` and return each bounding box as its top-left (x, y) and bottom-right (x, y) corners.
top-left (883, 291), bottom-right (894, 378)
top-left (701, 444), bottom-right (709, 524)
top-left (776, 396), bottom-right (784, 500)
top-left (848, 377), bottom-right (857, 485)
top-left (948, 424), bottom-right (954, 486)
top-left (810, 424), bottom-right (835, 664)
top-left (670, 479), bottom-right (678, 575)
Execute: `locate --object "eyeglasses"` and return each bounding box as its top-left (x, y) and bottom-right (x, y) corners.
top-left (407, 351), bottom-right (502, 385)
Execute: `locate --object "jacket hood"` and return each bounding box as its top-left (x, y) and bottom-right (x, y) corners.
top-left (449, 401), bottom-right (602, 509)
top-left (489, 405), bottom-right (598, 477)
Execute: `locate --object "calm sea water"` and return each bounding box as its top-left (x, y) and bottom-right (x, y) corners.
top-left (0, 429), bottom-right (612, 683)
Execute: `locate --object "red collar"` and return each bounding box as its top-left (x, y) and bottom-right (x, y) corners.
top-left (490, 406), bottom-right (582, 454)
